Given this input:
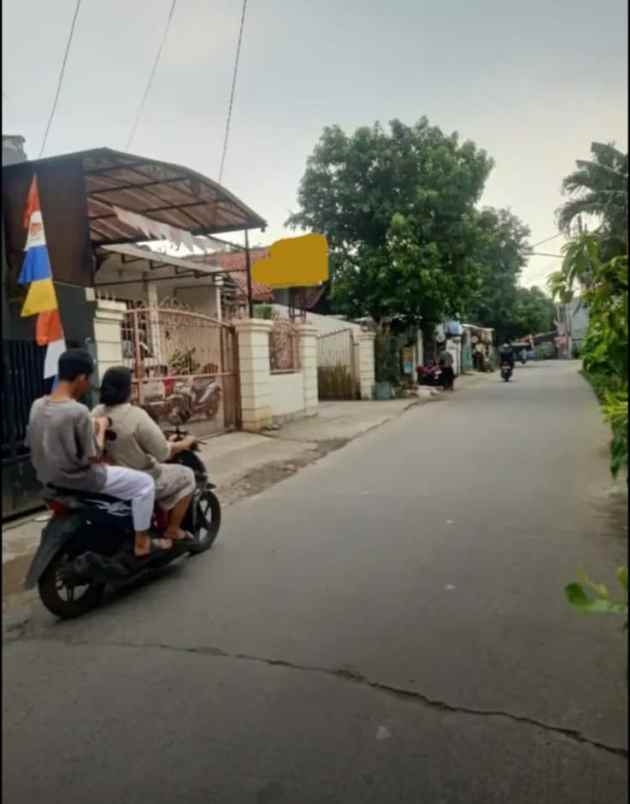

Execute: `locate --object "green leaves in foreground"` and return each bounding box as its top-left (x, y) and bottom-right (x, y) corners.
top-left (565, 566), bottom-right (628, 626)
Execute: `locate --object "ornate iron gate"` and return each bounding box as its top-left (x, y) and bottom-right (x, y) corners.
top-left (317, 328), bottom-right (359, 400)
top-left (122, 305), bottom-right (240, 436)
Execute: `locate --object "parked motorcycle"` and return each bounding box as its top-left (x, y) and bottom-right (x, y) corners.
top-left (500, 362), bottom-right (513, 382)
top-left (171, 378), bottom-right (222, 424)
top-left (144, 379), bottom-right (222, 426)
top-left (417, 364), bottom-right (443, 387)
top-left (24, 427), bottom-right (221, 619)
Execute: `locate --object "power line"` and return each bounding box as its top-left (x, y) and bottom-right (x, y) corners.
top-left (218, 0), bottom-right (248, 185)
top-left (524, 251), bottom-right (563, 258)
top-left (126, 0), bottom-right (178, 151)
top-left (39, 0), bottom-right (83, 158)
top-left (529, 232), bottom-right (563, 249)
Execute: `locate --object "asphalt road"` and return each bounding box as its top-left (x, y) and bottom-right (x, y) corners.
top-left (3, 362), bottom-right (628, 803)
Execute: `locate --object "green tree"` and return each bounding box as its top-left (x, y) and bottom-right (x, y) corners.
top-left (548, 233), bottom-right (628, 381)
top-left (286, 117), bottom-right (494, 337)
top-left (549, 232), bottom-right (628, 478)
top-left (557, 142), bottom-right (628, 257)
top-left (463, 208), bottom-right (532, 342)
top-left (510, 286), bottom-right (557, 340)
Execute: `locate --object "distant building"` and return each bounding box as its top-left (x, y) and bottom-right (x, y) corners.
top-left (193, 247), bottom-right (329, 317)
top-left (556, 300), bottom-right (589, 357)
top-left (2, 135), bottom-right (27, 166)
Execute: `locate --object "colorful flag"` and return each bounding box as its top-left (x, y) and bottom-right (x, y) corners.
top-left (18, 176), bottom-right (66, 378)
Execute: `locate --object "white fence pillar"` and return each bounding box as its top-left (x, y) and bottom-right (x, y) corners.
top-left (234, 319), bottom-right (273, 432)
top-left (93, 299), bottom-right (127, 384)
top-left (416, 330), bottom-right (424, 369)
top-left (297, 323), bottom-right (318, 416)
top-left (358, 332), bottom-right (376, 400)
top-left (352, 336), bottom-right (361, 394)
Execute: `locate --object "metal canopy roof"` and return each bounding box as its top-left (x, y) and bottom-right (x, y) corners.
top-left (97, 243), bottom-right (243, 277)
top-left (14, 147), bottom-right (267, 245)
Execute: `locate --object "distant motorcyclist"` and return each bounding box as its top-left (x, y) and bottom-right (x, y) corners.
top-left (499, 342), bottom-right (515, 369)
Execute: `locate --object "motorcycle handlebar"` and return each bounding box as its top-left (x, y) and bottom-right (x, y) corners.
top-left (163, 426), bottom-right (205, 450)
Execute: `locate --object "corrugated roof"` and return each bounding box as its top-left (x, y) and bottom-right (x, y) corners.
top-left (97, 243), bottom-right (228, 277)
top-left (4, 147), bottom-right (266, 245)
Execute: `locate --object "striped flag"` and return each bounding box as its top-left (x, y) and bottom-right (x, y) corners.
top-left (18, 176), bottom-right (66, 378)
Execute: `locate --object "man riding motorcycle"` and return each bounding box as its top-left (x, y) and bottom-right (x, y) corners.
top-left (25, 359), bottom-right (223, 620)
top-left (499, 342), bottom-right (515, 369)
top-left (25, 349), bottom-right (162, 558)
top-left (92, 366), bottom-right (198, 546)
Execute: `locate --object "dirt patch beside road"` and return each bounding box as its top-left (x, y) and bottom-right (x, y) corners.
top-left (218, 439), bottom-right (349, 506)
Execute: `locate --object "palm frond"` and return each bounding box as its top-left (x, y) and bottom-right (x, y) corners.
top-left (590, 141), bottom-right (627, 170)
top-left (557, 196), bottom-right (606, 232)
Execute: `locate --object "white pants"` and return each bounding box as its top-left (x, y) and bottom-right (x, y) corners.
top-left (102, 465), bottom-right (155, 532)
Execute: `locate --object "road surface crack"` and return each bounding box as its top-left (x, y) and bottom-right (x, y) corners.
top-left (20, 634), bottom-right (628, 759)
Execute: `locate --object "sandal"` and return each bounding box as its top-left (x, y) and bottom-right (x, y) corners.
top-left (171, 532), bottom-right (197, 552)
top-left (134, 537), bottom-right (173, 559)
top-left (167, 530), bottom-right (196, 545)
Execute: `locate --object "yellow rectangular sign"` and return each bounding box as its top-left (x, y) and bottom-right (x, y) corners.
top-left (251, 233), bottom-right (328, 288)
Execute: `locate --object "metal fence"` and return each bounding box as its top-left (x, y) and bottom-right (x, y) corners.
top-left (2, 340), bottom-right (48, 519)
top-left (122, 304), bottom-right (239, 434)
top-left (317, 328), bottom-right (358, 399)
top-left (269, 319), bottom-right (300, 373)
top-left (2, 340), bottom-right (47, 461)
top-left (317, 327), bottom-right (355, 368)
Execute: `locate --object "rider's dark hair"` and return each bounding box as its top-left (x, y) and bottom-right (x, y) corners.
top-left (58, 349), bottom-right (95, 382)
top-left (99, 366), bottom-right (133, 406)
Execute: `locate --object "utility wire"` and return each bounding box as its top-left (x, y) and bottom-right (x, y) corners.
top-left (39, 0), bottom-right (83, 158)
top-left (218, 0), bottom-right (248, 184)
top-left (524, 251), bottom-right (563, 258)
top-left (529, 232), bottom-right (563, 249)
top-left (126, 0), bottom-right (178, 151)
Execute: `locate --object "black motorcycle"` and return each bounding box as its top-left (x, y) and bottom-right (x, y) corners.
top-left (500, 362), bottom-right (513, 382)
top-left (24, 428), bottom-right (221, 619)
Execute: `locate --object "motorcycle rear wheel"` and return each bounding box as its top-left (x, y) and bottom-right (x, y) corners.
top-left (38, 550), bottom-right (105, 619)
top-left (188, 489), bottom-right (221, 554)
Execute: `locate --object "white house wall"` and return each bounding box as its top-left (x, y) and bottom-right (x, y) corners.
top-left (268, 372), bottom-right (306, 418)
top-left (272, 305), bottom-right (362, 337)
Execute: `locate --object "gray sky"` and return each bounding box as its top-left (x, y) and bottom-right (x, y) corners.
top-left (3, 0), bottom-right (627, 287)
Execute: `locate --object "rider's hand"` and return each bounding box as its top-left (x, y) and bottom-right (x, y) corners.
top-left (168, 434), bottom-right (196, 456)
top-left (92, 416), bottom-right (109, 452)
top-left (92, 416), bottom-right (109, 438)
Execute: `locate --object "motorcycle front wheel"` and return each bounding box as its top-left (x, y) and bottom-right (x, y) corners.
top-left (38, 549), bottom-right (105, 619)
top-left (188, 489), bottom-right (221, 554)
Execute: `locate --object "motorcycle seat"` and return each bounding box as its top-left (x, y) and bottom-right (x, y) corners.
top-left (45, 485), bottom-right (120, 502)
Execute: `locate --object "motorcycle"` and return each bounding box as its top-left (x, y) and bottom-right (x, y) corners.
top-left (24, 427), bottom-right (221, 619)
top-left (170, 378), bottom-right (222, 424)
top-left (144, 378), bottom-right (222, 426)
top-left (417, 364), bottom-right (443, 387)
top-left (500, 362), bottom-right (513, 382)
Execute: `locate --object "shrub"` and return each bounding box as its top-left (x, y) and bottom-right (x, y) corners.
top-left (566, 567), bottom-right (628, 630)
top-left (318, 365), bottom-right (356, 400)
top-left (602, 388), bottom-right (628, 478)
top-left (253, 304), bottom-right (273, 320)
